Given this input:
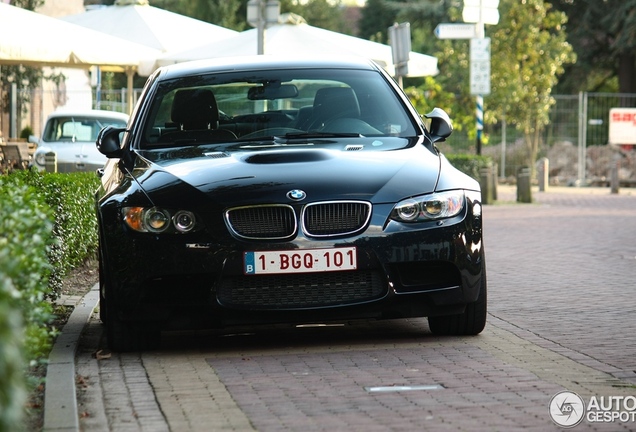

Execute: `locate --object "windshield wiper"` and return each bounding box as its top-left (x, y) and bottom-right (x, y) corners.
top-left (284, 132), bottom-right (363, 138)
top-left (234, 131), bottom-right (364, 145)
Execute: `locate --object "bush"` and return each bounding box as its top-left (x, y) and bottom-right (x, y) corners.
top-left (0, 273), bottom-right (27, 432)
top-left (0, 180), bottom-right (54, 431)
top-left (9, 170), bottom-right (100, 299)
top-left (19, 126), bottom-right (33, 141)
top-left (0, 169), bottom-right (100, 431)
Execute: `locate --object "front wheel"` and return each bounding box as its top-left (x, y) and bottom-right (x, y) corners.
top-left (428, 264), bottom-right (487, 336)
top-left (98, 252), bottom-right (109, 324)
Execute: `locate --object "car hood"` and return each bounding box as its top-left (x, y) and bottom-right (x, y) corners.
top-left (132, 141), bottom-right (441, 206)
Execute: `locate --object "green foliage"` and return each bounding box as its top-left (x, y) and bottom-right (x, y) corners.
top-left (0, 177), bottom-right (54, 431)
top-left (358, 0), bottom-right (396, 41)
top-left (0, 65), bottom-right (43, 118)
top-left (156, 0), bottom-right (347, 34)
top-left (405, 77), bottom-right (475, 136)
top-left (0, 175), bottom-right (56, 360)
top-left (179, 0), bottom-right (246, 31)
top-left (10, 170), bottom-right (100, 299)
top-left (0, 275), bottom-right (27, 432)
top-left (9, 0), bottom-right (44, 9)
top-left (487, 0), bottom-right (575, 169)
top-left (0, 168), bottom-right (100, 430)
top-left (19, 126), bottom-right (33, 141)
top-left (364, 0), bottom-right (576, 167)
top-left (549, 0), bottom-right (636, 93)
top-left (446, 153), bottom-right (493, 182)
top-left (286, 0), bottom-right (346, 33)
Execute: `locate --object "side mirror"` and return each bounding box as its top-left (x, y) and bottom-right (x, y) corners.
top-left (96, 126), bottom-right (126, 158)
top-left (424, 108), bottom-right (453, 143)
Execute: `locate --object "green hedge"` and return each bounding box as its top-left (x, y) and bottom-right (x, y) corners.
top-left (0, 169), bottom-right (100, 431)
top-left (0, 179), bottom-right (54, 431)
top-left (9, 170), bottom-right (100, 299)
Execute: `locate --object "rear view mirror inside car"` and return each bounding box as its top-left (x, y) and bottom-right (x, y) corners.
top-left (248, 84), bottom-right (298, 100)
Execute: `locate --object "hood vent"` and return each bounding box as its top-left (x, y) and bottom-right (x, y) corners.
top-left (204, 151), bottom-right (229, 159)
top-left (244, 150), bottom-right (332, 164)
top-left (345, 145), bottom-right (364, 151)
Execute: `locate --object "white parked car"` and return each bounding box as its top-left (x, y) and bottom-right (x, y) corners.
top-left (30, 109), bottom-right (128, 173)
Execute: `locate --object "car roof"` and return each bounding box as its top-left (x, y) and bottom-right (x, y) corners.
top-left (46, 109), bottom-right (129, 120)
top-left (155, 55), bottom-right (384, 81)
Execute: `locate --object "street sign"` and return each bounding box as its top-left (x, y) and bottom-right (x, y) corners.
top-left (389, 22), bottom-right (411, 77)
top-left (609, 108), bottom-right (636, 145)
top-left (470, 38), bottom-right (491, 95)
top-left (470, 37), bottom-right (491, 60)
top-left (470, 60), bottom-right (491, 95)
top-left (463, 0), bottom-right (500, 25)
top-left (434, 23), bottom-right (477, 39)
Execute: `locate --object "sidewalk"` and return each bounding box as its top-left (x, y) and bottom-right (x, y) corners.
top-left (42, 184), bottom-right (636, 431)
top-left (496, 183), bottom-right (635, 200)
top-left (44, 284), bottom-right (100, 432)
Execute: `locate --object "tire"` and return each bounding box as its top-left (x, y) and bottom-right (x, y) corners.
top-left (98, 253), bottom-right (109, 324)
top-left (428, 263), bottom-right (487, 336)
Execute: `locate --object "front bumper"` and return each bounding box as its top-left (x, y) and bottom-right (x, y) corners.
top-left (99, 198), bottom-right (484, 330)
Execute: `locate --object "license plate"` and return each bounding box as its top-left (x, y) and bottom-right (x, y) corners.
top-left (244, 247), bottom-right (357, 275)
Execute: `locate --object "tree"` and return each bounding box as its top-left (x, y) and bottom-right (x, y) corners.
top-left (488, 0), bottom-right (575, 170)
top-left (172, 0), bottom-right (246, 31)
top-left (358, 0), bottom-right (397, 42)
top-left (549, 0), bottom-right (636, 94)
top-left (286, 0), bottom-right (346, 33)
top-left (157, 0), bottom-right (346, 33)
top-left (391, 0), bottom-right (574, 171)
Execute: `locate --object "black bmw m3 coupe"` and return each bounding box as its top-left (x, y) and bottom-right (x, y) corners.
top-left (95, 55), bottom-right (486, 351)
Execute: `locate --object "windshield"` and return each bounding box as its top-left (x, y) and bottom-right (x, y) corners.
top-left (43, 116), bottom-right (127, 142)
top-left (139, 68), bottom-right (419, 149)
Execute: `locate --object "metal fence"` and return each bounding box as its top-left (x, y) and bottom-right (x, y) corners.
top-left (445, 92), bottom-right (636, 185)
top-left (93, 88), bottom-right (143, 113)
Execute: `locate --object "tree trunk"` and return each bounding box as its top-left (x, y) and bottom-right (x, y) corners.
top-left (618, 52), bottom-right (636, 94)
top-left (523, 119), bottom-right (543, 180)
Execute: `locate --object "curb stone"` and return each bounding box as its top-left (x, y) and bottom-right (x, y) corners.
top-left (43, 283), bottom-right (99, 432)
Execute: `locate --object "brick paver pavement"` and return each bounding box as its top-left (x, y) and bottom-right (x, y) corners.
top-left (73, 186), bottom-right (636, 431)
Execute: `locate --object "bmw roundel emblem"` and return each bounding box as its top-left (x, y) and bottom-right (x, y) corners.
top-left (287, 189), bottom-right (306, 201)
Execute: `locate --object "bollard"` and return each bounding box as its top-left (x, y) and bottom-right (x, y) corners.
top-left (517, 166), bottom-right (532, 203)
top-left (610, 154), bottom-right (620, 194)
top-left (491, 162), bottom-right (498, 201)
top-left (479, 166), bottom-right (493, 205)
top-left (44, 151), bottom-right (57, 173)
top-left (537, 157), bottom-right (549, 192)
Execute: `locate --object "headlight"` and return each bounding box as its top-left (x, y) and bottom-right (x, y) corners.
top-left (173, 210), bottom-right (196, 233)
top-left (390, 190), bottom-right (465, 222)
top-left (35, 152), bottom-right (48, 166)
top-left (144, 208), bottom-right (171, 233)
top-left (123, 207), bottom-right (199, 233)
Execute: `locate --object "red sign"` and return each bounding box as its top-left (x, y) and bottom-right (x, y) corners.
top-left (609, 108), bottom-right (636, 145)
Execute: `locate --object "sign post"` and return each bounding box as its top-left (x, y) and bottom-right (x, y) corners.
top-left (389, 22), bottom-right (411, 88)
top-left (462, 0), bottom-right (499, 155)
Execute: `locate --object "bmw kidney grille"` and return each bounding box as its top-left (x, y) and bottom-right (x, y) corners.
top-left (225, 201), bottom-right (371, 239)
